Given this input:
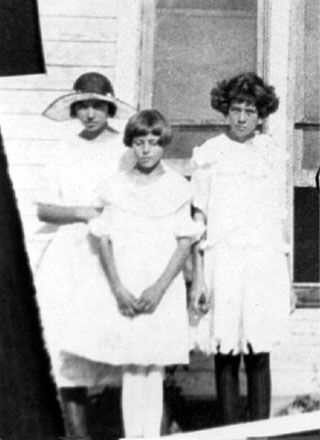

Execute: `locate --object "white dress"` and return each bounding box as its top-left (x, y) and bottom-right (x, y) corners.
top-left (35, 130), bottom-right (135, 387)
top-left (191, 133), bottom-right (291, 355)
top-left (61, 165), bottom-right (204, 368)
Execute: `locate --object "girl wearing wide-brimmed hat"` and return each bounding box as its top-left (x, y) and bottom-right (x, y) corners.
top-left (35, 72), bottom-right (135, 438)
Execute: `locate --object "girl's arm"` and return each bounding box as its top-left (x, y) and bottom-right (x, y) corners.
top-left (37, 203), bottom-right (102, 225)
top-left (137, 237), bottom-right (192, 314)
top-left (190, 209), bottom-right (210, 314)
top-left (99, 236), bottom-right (139, 317)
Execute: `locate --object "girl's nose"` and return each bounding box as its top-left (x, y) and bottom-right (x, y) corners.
top-left (142, 142), bottom-right (151, 154)
top-left (238, 110), bottom-right (247, 123)
top-left (87, 106), bottom-right (95, 119)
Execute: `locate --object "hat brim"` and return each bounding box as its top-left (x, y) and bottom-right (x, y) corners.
top-left (42, 92), bottom-right (136, 121)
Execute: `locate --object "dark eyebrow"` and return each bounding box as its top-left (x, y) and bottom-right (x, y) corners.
top-left (230, 104), bottom-right (257, 111)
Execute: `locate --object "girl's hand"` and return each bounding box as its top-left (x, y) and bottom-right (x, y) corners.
top-left (190, 280), bottom-right (210, 315)
top-left (113, 285), bottom-right (139, 318)
top-left (137, 285), bottom-right (165, 314)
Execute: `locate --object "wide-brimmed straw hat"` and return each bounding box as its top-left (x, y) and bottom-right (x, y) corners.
top-left (43, 72), bottom-right (136, 121)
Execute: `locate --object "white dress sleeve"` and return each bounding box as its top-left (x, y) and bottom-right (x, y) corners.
top-left (173, 202), bottom-right (205, 243)
top-left (88, 205), bottom-right (113, 238)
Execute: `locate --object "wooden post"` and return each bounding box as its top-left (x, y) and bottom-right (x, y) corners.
top-left (115, 0), bottom-right (142, 110)
top-left (264, 0), bottom-right (298, 271)
top-left (137, 0), bottom-right (156, 109)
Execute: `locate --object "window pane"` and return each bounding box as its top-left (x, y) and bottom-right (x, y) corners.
top-left (153, 0), bottom-right (257, 123)
top-left (294, 187), bottom-right (320, 282)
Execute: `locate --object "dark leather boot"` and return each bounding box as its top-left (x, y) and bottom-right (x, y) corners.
top-left (215, 353), bottom-right (241, 425)
top-left (244, 352), bottom-right (271, 421)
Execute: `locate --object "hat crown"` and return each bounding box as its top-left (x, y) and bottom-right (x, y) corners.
top-left (73, 72), bottom-right (114, 96)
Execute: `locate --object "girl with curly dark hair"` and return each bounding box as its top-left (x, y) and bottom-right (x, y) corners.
top-left (190, 72), bottom-right (292, 425)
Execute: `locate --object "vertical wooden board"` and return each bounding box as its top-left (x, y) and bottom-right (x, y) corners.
top-left (38, 0), bottom-right (117, 17)
top-left (115, 0), bottom-right (141, 107)
top-left (304, 0), bottom-right (320, 120)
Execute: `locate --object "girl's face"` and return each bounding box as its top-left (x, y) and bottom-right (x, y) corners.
top-left (74, 100), bottom-right (109, 133)
top-left (227, 101), bottom-right (261, 142)
top-left (132, 134), bottom-right (164, 172)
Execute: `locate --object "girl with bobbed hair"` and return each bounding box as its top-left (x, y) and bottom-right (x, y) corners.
top-left (64, 109), bottom-right (204, 438)
top-left (123, 108), bottom-right (172, 148)
top-left (190, 72), bottom-right (292, 425)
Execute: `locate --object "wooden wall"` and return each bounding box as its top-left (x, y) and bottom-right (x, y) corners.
top-left (0, 0), bottom-right (122, 269)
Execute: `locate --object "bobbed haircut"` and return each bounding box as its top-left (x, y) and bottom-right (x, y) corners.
top-left (210, 72), bottom-right (279, 118)
top-left (123, 109), bottom-right (172, 147)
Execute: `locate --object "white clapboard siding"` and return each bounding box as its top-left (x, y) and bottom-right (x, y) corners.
top-left (0, 90), bottom-right (78, 115)
top-left (0, 66), bottom-right (115, 91)
top-left (1, 116), bottom-right (124, 142)
top-left (43, 41), bottom-right (116, 67)
top-left (15, 190), bottom-right (39, 217)
top-left (40, 17), bottom-right (116, 42)
top-left (5, 140), bottom-right (63, 165)
top-left (1, 115), bottom-right (78, 141)
top-left (8, 164), bottom-right (42, 192)
top-left (38, 0), bottom-right (118, 18)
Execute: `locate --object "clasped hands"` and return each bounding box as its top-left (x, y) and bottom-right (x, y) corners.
top-left (113, 284), bottom-right (165, 318)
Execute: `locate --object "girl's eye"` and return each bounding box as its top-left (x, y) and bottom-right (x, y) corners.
top-left (93, 102), bottom-right (107, 110)
top-left (133, 139), bottom-right (159, 147)
top-left (133, 140), bottom-right (144, 147)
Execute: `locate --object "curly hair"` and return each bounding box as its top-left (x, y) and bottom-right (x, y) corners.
top-left (210, 72), bottom-right (279, 118)
top-left (123, 109), bottom-right (172, 147)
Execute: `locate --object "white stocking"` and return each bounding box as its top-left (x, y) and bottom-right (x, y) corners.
top-left (122, 365), bottom-right (164, 438)
top-left (142, 366), bottom-right (164, 438)
top-left (122, 366), bottom-right (146, 438)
